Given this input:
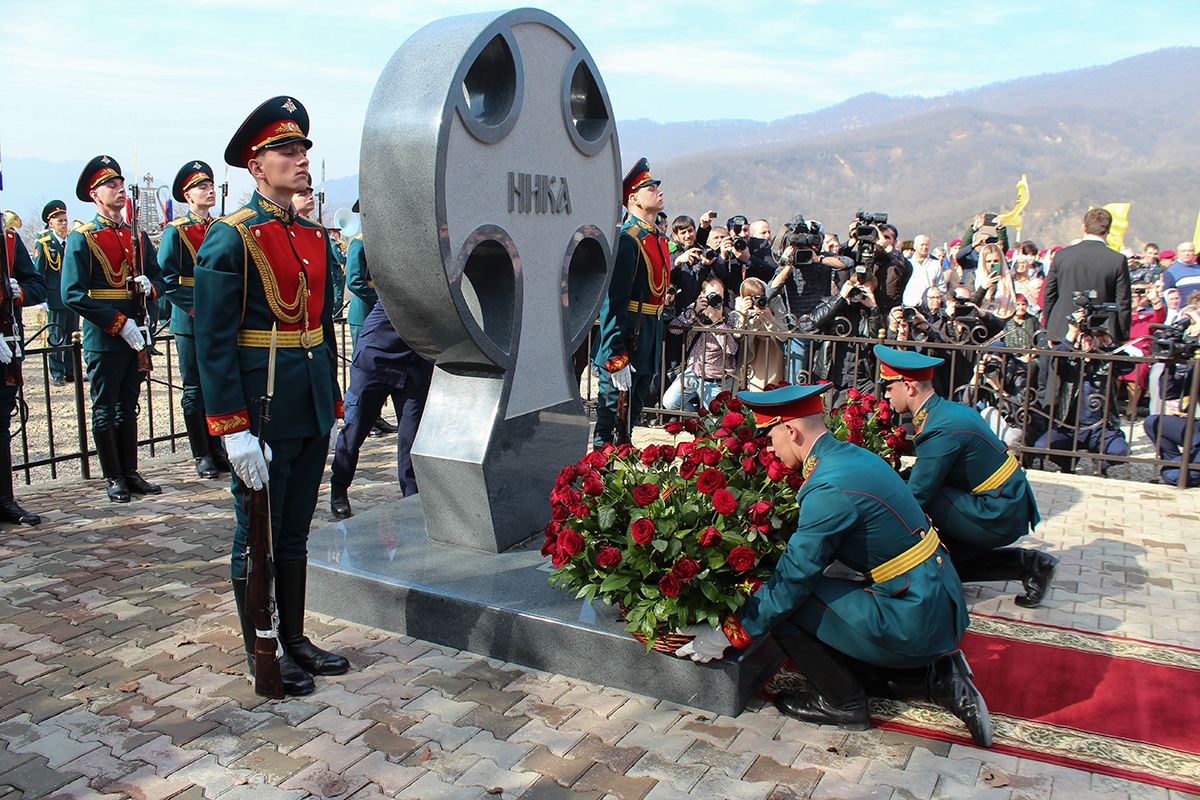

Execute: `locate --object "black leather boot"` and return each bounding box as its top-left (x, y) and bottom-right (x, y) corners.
top-left (927, 650), bottom-right (992, 748)
top-left (956, 548), bottom-right (1058, 608)
top-left (276, 561), bottom-right (349, 676)
top-left (772, 630), bottom-right (868, 730)
top-left (185, 411), bottom-right (219, 479)
top-left (0, 439), bottom-right (39, 525)
top-left (118, 423), bottom-right (161, 495)
top-left (372, 417), bottom-right (398, 436)
top-left (95, 428), bottom-right (129, 503)
top-left (208, 434), bottom-right (232, 473)
top-left (231, 578), bottom-right (314, 696)
top-left (330, 486), bottom-right (352, 519)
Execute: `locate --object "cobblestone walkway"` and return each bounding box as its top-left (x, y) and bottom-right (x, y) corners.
top-left (0, 435), bottom-right (1196, 800)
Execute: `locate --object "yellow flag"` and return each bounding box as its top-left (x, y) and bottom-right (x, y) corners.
top-left (994, 174), bottom-right (1029, 230)
top-left (1192, 208), bottom-right (1200, 249)
top-left (1103, 203), bottom-right (1130, 251)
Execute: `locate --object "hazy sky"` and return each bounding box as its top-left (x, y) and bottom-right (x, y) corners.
top-left (0, 0), bottom-right (1193, 191)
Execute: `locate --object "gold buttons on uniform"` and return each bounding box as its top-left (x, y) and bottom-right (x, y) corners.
top-left (936, 556), bottom-right (943, 564)
top-left (306, 351), bottom-right (313, 359)
top-left (254, 230), bottom-right (261, 237)
top-left (302, 259), bottom-right (309, 265)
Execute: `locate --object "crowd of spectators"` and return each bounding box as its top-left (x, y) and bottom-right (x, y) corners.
top-left (641, 205), bottom-right (1200, 485)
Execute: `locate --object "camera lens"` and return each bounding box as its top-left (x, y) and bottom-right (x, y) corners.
top-left (707, 293), bottom-right (724, 307)
top-left (732, 237), bottom-right (747, 251)
top-left (702, 248), bottom-right (717, 259)
top-left (752, 295), bottom-right (767, 308)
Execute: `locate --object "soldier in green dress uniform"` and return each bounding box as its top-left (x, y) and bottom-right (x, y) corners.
top-left (62, 155), bottom-right (165, 503)
top-left (160, 160), bottom-right (230, 480)
top-left (194, 96), bottom-right (348, 696)
top-left (344, 198), bottom-right (375, 348)
top-left (677, 383), bottom-right (992, 747)
top-left (592, 158), bottom-right (669, 447)
top-left (875, 345), bottom-right (1058, 607)
top-left (34, 200), bottom-right (77, 385)
top-left (0, 221), bottom-right (47, 524)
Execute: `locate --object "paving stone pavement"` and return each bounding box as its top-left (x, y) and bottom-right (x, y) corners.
top-left (0, 433), bottom-right (1197, 800)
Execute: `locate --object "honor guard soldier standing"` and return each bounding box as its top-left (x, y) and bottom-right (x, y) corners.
top-left (35, 201), bottom-right (77, 385)
top-left (195, 96), bottom-right (348, 696)
top-left (676, 383), bottom-right (992, 747)
top-left (160, 161), bottom-right (230, 479)
top-left (875, 345), bottom-right (1058, 607)
top-left (62, 156), bottom-right (165, 503)
top-left (344, 199), bottom-right (375, 347)
top-left (592, 158), bottom-right (668, 448)
top-left (1, 219), bottom-right (47, 523)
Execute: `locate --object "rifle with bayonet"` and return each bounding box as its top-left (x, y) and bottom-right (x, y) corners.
top-left (317, 159), bottom-right (325, 227)
top-left (219, 167), bottom-right (229, 217)
top-left (125, 184), bottom-right (153, 372)
top-left (244, 324), bottom-right (284, 699)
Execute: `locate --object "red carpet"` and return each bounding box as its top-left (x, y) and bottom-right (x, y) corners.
top-left (761, 615), bottom-right (1200, 793)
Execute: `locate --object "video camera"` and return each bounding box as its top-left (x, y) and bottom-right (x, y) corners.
top-left (850, 210), bottom-right (887, 272)
top-left (1150, 319), bottom-right (1199, 362)
top-left (1071, 290), bottom-right (1120, 335)
top-left (779, 215), bottom-right (822, 266)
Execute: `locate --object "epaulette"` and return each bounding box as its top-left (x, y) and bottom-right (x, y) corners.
top-left (168, 217), bottom-right (189, 228)
top-left (36, 234), bottom-right (52, 244)
top-left (221, 208), bottom-right (255, 226)
top-left (75, 222), bottom-right (96, 234)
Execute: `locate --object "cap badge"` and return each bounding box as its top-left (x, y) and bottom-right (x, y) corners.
top-left (282, 98), bottom-right (298, 114)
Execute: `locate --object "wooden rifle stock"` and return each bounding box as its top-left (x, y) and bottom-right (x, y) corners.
top-left (244, 393), bottom-right (283, 698)
top-left (0, 234), bottom-right (21, 387)
top-left (614, 389), bottom-right (631, 446)
top-left (126, 185), bottom-right (152, 373)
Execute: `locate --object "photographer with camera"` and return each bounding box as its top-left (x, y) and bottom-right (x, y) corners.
top-left (804, 259), bottom-right (883, 404)
top-left (1043, 208), bottom-right (1132, 344)
top-left (840, 211), bottom-right (907, 314)
top-left (661, 276), bottom-right (739, 415)
top-left (1034, 308), bottom-right (1132, 476)
top-left (732, 277), bottom-right (788, 390)
top-left (770, 216), bottom-right (847, 381)
top-left (1143, 306), bottom-right (1200, 486)
top-left (956, 213), bottom-right (1011, 292)
top-left (1117, 282), bottom-right (1167, 418)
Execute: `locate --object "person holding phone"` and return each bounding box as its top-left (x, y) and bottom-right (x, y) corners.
top-left (955, 212), bottom-right (1011, 291)
top-left (970, 244), bottom-right (1018, 317)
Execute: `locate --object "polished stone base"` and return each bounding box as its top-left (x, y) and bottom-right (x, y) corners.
top-left (306, 496), bottom-right (783, 716)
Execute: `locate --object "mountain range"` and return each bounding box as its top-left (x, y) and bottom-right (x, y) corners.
top-left (6, 47), bottom-right (1196, 252)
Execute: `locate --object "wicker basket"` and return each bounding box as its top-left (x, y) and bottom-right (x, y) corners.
top-left (619, 603), bottom-right (695, 655)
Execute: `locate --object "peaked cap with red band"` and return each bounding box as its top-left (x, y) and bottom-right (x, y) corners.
top-left (41, 200), bottom-right (67, 223)
top-left (874, 344), bottom-right (943, 382)
top-left (76, 155), bottom-right (123, 202)
top-left (224, 96), bottom-right (313, 169)
top-left (172, 160), bottom-right (215, 202)
top-left (737, 383), bottom-right (833, 430)
top-left (622, 157), bottom-right (660, 205)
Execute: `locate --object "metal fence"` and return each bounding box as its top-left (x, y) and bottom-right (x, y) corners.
top-left (15, 315), bottom-right (1200, 489)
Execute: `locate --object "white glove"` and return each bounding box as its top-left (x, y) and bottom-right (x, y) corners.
top-left (224, 429), bottom-right (273, 490)
top-left (133, 275), bottom-right (153, 296)
top-left (675, 624), bottom-right (732, 663)
top-left (0, 336), bottom-right (11, 365)
top-left (611, 364), bottom-right (632, 392)
top-left (118, 319), bottom-right (145, 351)
top-left (8, 278), bottom-right (19, 298)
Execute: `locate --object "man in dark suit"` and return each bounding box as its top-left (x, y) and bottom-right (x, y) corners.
top-left (1042, 208), bottom-right (1132, 343)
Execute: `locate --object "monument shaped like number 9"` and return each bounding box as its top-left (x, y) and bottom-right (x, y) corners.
top-left (360, 9), bottom-right (619, 552)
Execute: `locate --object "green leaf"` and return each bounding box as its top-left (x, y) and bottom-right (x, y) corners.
top-left (651, 539), bottom-right (667, 553)
top-left (598, 506), bottom-right (616, 530)
top-left (599, 573), bottom-right (633, 593)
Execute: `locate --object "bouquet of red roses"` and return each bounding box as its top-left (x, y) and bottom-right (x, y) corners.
top-left (543, 392), bottom-right (800, 647)
top-left (825, 387), bottom-right (907, 469)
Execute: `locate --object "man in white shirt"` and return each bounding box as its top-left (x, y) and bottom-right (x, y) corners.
top-left (902, 234), bottom-right (946, 308)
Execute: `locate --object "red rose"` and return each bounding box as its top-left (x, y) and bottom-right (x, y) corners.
top-left (736, 426), bottom-right (753, 442)
top-left (714, 427), bottom-right (730, 439)
top-left (676, 441), bottom-right (695, 458)
top-left (664, 420), bottom-right (685, 435)
top-left (787, 474), bottom-right (805, 489)
top-left (696, 468), bottom-right (727, 495)
top-left (727, 546), bottom-right (758, 571)
top-left (758, 448), bottom-right (774, 466)
top-left (722, 412), bottom-right (745, 429)
top-left (847, 388), bottom-right (861, 401)
top-left (727, 397), bottom-right (744, 412)
top-left (678, 458), bottom-right (700, 480)
top-left (746, 500), bottom-right (773, 526)
top-left (711, 390), bottom-right (733, 411)
top-left (699, 527), bottom-right (723, 547)
top-left (723, 437), bottom-right (742, 454)
top-left (555, 464), bottom-right (578, 488)
top-left (847, 429), bottom-right (864, 445)
top-left (640, 445), bottom-right (660, 466)
top-left (684, 418), bottom-right (700, 433)
top-left (862, 394), bottom-right (876, 412)
top-left (766, 459), bottom-right (789, 482)
top-left (738, 576), bottom-right (764, 595)
top-left (556, 527), bottom-right (584, 558)
top-left (596, 546), bottom-right (622, 568)
top-left (741, 457), bottom-right (758, 476)
top-left (551, 504), bottom-right (570, 522)
top-left (741, 441), bottom-right (758, 456)
top-left (672, 557), bottom-right (701, 581)
top-left (615, 443), bottom-right (635, 459)
top-left (630, 517), bottom-right (656, 544)
top-left (581, 471), bottom-right (604, 496)
top-left (658, 444), bottom-right (676, 462)
top-left (877, 407), bottom-right (892, 424)
top-left (659, 573), bottom-right (683, 598)
top-left (582, 450), bottom-right (609, 470)
top-left (697, 447), bottom-right (722, 466)
top-left (632, 483), bottom-right (660, 506)
top-left (541, 521), bottom-right (560, 556)
top-left (712, 489), bottom-right (738, 516)
top-left (551, 549), bottom-right (570, 567)
top-left (569, 501), bottom-right (590, 518)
